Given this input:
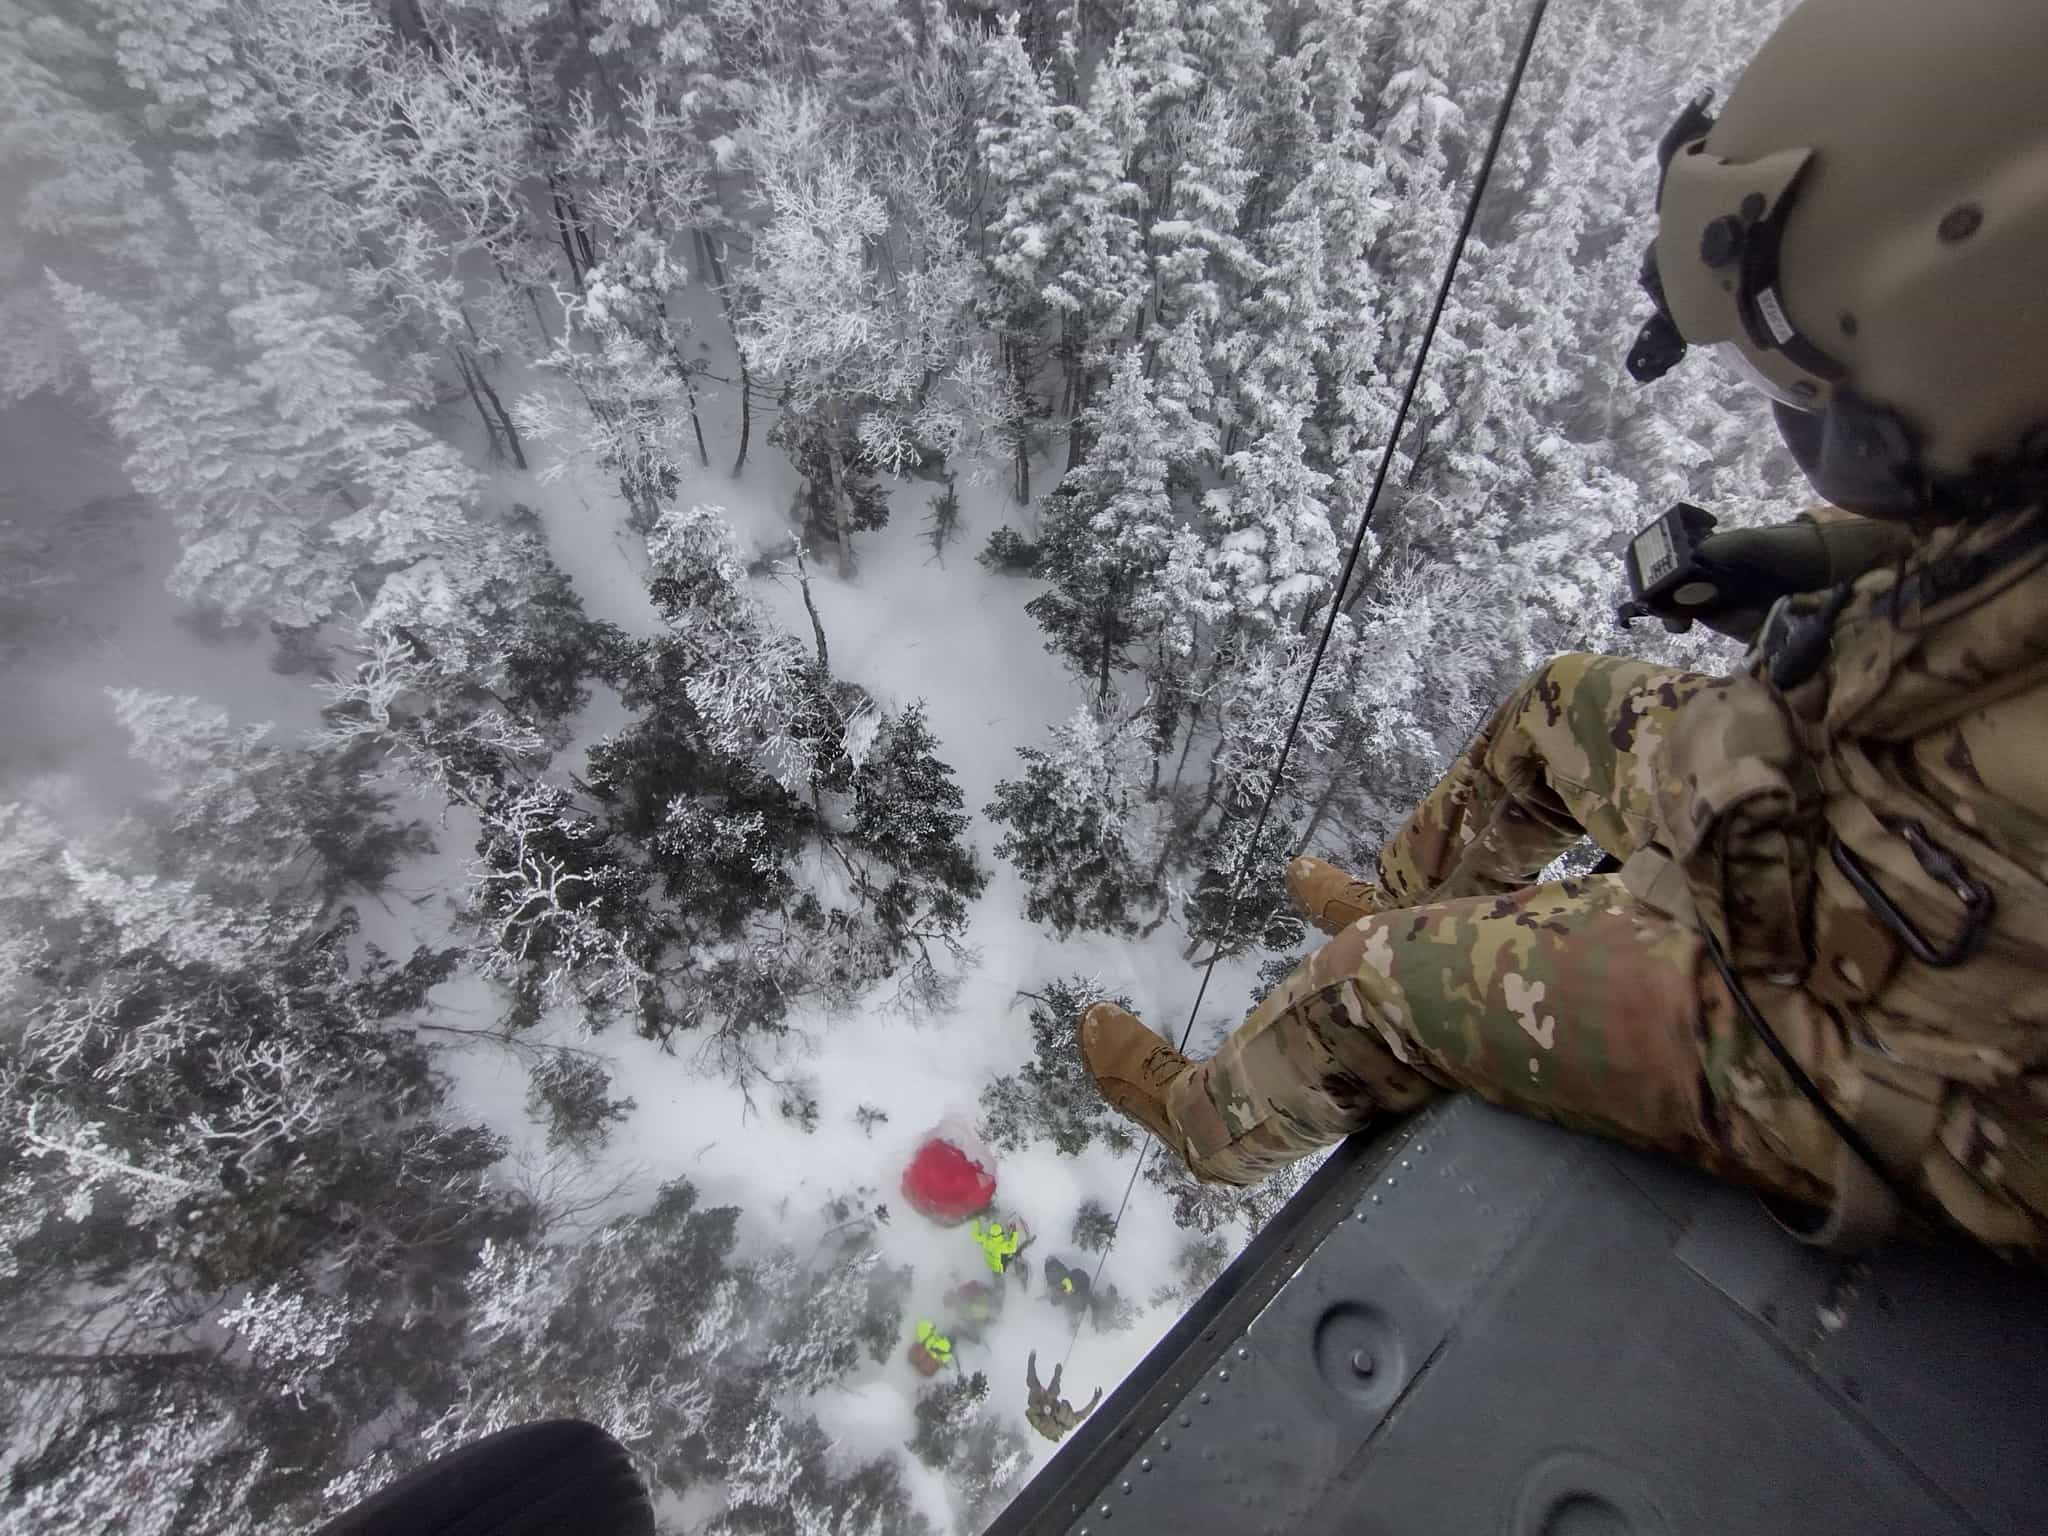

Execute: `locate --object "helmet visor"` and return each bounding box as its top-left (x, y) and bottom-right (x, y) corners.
top-left (1711, 339), bottom-right (1813, 410)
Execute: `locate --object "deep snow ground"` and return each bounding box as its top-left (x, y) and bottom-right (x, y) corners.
top-left (457, 365), bottom-right (1287, 1529)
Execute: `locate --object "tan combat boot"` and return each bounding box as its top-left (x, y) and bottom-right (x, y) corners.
top-left (1285, 854), bottom-right (1391, 937)
top-left (1078, 1002), bottom-right (1192, 1147)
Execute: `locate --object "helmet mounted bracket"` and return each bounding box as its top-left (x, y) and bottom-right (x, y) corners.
top-left (1650, 133), bottom-right (1829, 395)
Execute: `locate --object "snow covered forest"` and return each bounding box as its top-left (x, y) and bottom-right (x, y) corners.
top-left (0, 0), bottom-right (1808, 1530)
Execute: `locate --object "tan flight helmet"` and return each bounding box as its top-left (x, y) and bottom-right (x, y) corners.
top-left (1629, 0), bottom-right (2048, 519)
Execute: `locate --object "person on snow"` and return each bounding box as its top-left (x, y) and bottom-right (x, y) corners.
top-left (944, 1277), bottom-right (1004, 1343)
top-left (1081, 0), bottom-right (2048, 1259)
top-left (909, 1319), bottom-right (954, 1376)
top-left (970, 1215), bottom-right (1032, 1279)
top-left (1024, 1349), bottom-right (1102, 1444)
top-left (1043, 1257), bottom-right (1127, 1330)
top-left (1041, 1255), bottom-right (1092, 1319)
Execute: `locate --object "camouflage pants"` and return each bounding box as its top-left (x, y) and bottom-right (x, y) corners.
top-left (1165, 654), bottom-right (1850, 1210)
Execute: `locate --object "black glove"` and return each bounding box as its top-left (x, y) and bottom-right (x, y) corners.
top-left (1619, 509), bottom-right (1914, 645)
top-left (1671, 523), bottom-right (1829, 642)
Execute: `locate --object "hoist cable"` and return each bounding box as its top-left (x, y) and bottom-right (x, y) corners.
top-left (1058, 0), bottom-right (1554, 1372)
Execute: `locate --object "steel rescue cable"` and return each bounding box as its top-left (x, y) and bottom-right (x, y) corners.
top-left (1060, 0), bottom-right (1555, 1371)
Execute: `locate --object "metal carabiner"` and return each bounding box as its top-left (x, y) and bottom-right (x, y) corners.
top-left (1829, 821), bottom-right (1996, 969)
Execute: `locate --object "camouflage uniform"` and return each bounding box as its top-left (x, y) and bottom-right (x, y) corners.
top-left (1160, 508), bottom-right (2048, 1255)
top-left (1024, 1350), bottom-right (1102, 1444)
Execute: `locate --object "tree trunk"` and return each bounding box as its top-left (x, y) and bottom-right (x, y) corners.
top-left (551, 186), bottom-right (587, 290)
top-left (667, 343), bottom-right (711, 467)
top-left (567, 191), bottom-right (597, 273)
top-left (698, 232), bottom-right (753, 477)
top-left (1095, 572), bottom-right (1120, 706)
top-left (1008, 334), bottom-right (1032, 505)
top-left (1403, 410), bottom-right (1438, 487)
top-left (1168, 697), bottom-right (1203, 797)
top-left (1341, 545), bottom-right (1393, 618)
top-left (1058, 316), bottom-right (1080, 422)
top-left (793, 543), bottom-right (832, 675)
top-left (548, 178), bottom-right (598, 289)
top-left (684, 374), bottom-right (710, 467)
top-left (1151, 752), bottom-right (1224, 890)
top-left (1190, 752), bottom-right (1226, 838)
top-left (734, 356), bottom-right (753, 476)
top-left (1165, 641), bottom-right (1231, 799)
top-left (1066, 367), bottom-right (1091, 472)
top-left (1295, 746), bottom-right (1350, 853)
top-left (454, 348), bottom-right (505, 460)
top-left (468, 352), bottom-right (527, 470)
top-left (495, 254), bottom-right (553, 347)
top-left (824, 435), bottom-right (857, 577)
top-left (701, 230), bottom-right (731, 291)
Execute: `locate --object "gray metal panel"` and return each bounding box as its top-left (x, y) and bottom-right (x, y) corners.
top-left (1064, 1341), bottom-right (1336, 1536)
top-left (1064, 1096), bottom-right (1560, 1536)
top-left (1599, 1133), bottom-right (1714, 1226)
top-left (1324, 1093), bottom-right (1588, 1309)
top-left (1325, 1149), bottom-right (1971, 1536)
top-left (1674, 1177), bottom-right (1851, 1355)
top-left (1809, 1244), bottom-right (2048, 1536)
top-left (1046, 1125), bottom-right (1419, 1536)
top-left (1239, 1096), bottom-right (1584, 1449)
top-left (1032, 1098), bottom-right (2048, 1536)
top-left (1250, 1253), bottom-right (1446, 1435)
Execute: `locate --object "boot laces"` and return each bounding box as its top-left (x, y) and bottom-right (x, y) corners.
top-left (1138, 1042), bottom-right (1184, 1083)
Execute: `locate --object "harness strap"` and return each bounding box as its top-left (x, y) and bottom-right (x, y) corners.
top-left (1620, 846), bottom-right (1943, 1251)
top-left (1619, 846), bottom-right (1698, 928)
top-left (1890, 512), bottom-right (2048, 616)
top-left (1770, 1052), bottom-right (1943, 1252)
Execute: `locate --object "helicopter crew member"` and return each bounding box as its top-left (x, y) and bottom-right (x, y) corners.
top-left (1083, 0), bottom-right (2048, 1257)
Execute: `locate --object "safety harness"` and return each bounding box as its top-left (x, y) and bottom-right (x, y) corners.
top-left (1621, 509), bottom-right (2048, 1249)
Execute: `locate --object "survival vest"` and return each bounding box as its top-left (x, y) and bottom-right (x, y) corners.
top-left (971, 1218), bottom-right (1023, 1273)
top-left (1634, 503), bottom-right (2048, 1251)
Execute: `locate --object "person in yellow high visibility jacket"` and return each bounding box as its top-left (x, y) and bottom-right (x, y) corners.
top-left (969, 1215), bottom-right (1030, 1276)
top-left (911, 1319), bottom-right (953, 1374)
